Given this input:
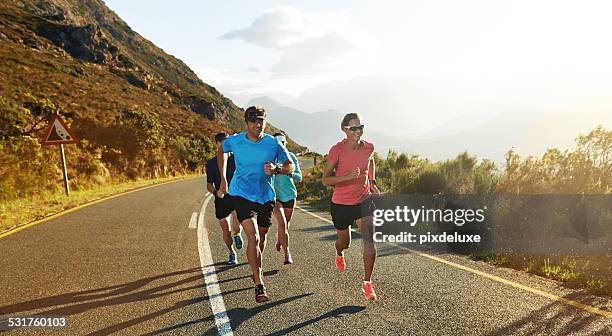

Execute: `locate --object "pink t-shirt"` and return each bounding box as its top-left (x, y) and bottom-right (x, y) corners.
top-left (327, 139), bottom-right (375, 205)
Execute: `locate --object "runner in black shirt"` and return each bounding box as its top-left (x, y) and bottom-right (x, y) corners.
top-left (205, 132), bottom-right (243, 264)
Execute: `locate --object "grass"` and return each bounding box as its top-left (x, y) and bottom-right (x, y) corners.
top-left (470, 253), bottom-right (611, 296)
top-left (0, 174), bottom-right (199, 233)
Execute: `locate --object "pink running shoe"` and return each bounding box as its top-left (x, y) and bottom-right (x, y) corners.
top-left (362, 282), bottom-right (377, 301)
top-left (335, 254), bottom-right (346, 272)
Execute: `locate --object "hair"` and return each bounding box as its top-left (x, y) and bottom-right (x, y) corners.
top-left (214, 132), bottom-right (229, 143)
top-left (341, 113), bottom-right (361, 129)
top-left (244, 105), bottom-right (266, 121)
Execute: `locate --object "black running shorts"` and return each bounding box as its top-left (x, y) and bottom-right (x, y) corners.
top-left (214, 196), bottom-right (234, 220)
top-left (277, 198), bottom-right (296, 209)
top-left (330, 197), bottom-right (376, 230)
top-left (230, 195), bottom-right (275, 227)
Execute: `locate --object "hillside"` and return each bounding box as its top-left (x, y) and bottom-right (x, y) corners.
top-left (0, 0), bottom-right (302, 201)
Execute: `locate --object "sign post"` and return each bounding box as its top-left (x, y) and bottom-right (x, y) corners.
top-left (41, 113), bottom-right (79, 196)
top-left (59, 144), bottom-right (69, 195)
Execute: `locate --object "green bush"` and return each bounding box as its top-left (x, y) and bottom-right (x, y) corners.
top-left (0, 96), bottom-right (221, 201)
top-left (170, 136), bottom-right (215, 171)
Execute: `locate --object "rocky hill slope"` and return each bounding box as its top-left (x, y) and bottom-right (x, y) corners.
top-left (0, 0), bottom-right (302, 200)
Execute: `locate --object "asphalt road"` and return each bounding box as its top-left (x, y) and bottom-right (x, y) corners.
top-left (0, 177), bottom-right (610, 335)
top-left (297, 157), bottom-right (314, 171)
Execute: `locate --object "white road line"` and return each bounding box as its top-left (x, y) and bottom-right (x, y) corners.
top-left (188, 212), bottom-right (198, 229)
top-left (198, 194), bottom-right (234, 336)
top-left (198, 193), bottom-right (213, 230)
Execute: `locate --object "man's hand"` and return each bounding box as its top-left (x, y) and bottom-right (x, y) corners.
top-left (218, 179), bottom-right (228, 198)
top-left (263, 161), bottom-right (275, 176)
top-left (370, 183), bottom-right (381, 195)
top-left (344, 167), bottom-right (360, 181)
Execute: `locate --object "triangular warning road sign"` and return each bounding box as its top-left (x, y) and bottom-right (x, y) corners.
top-left (42, 114), bottom-right (78, 146)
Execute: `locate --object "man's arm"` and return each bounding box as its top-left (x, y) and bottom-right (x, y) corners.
top-left (217, 146), bottom-right (229, 197)
top-left (206, 182), bottom-right (217, 195)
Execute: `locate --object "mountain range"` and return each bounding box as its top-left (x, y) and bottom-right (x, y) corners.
top-left (248, 93), bottom-right (610, 163)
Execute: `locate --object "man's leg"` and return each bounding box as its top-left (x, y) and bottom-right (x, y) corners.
top-left (256, 201), bottom-right (274, 255)
top-left (258, 225), bottom-right (269, 254)
top-left (241, 218), bottom-right (263, 284)
top-left (230, 211), bottom-right (241, 236)
top-left (356, 215), bottom-right (376, 282)
top-left (229, 211), bottom-right (243, 250)
top-left (218, 217), bottom-right (234, 252)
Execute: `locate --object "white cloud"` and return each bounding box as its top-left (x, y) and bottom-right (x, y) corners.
top-left (270, 31), bottom-right (355, 76)
top-left (219, 6), bottom-right (375, 78)
top-left (219, 6), bottom-right (352, 49)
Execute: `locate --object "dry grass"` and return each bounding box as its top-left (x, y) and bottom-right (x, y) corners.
top-left (0, 174), bottom-right (199, 233)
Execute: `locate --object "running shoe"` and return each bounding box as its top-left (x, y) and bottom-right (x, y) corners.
top-left (362, 282), bottom-right (377, 301)
top-left (227, 252), bottom-right (237, 265)
top-left (255, 284), bottom-right (269, 303)
top-left (284, 252), bottom-right (293, 265)
top-left (275, 240), bottom-right (281, 252)
top-left (335, 254), bottom-right (346, 272)
top-left (233, 234), bottom-right (244, 250)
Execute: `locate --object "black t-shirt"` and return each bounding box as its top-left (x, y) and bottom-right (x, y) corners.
top-left (205, 154), bottom-right (235, 191)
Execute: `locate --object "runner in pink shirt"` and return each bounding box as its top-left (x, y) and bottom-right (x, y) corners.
top-left (322, 113), bottom-right (381, 301)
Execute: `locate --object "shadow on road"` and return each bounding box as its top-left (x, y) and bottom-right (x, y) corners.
top-left (299, 225), bottom-right (337, 234)
top-left (215, 269), bottom-right (280, 286)
top-left (487, 292), bottom-right (611, 335)
top-left (305, 229), bottom-right (360, 242)
top-left (141, 293), bottom-right (314, 335)
top-left (206, 261), bottom-right (248, 269)
top-left (266, 305), bottom-right (366, 335)
top-left (85, 269), bottom-right (282, 334)
top-left (0, 265), bottom-right (266, 335)
top-left (0, 267), bottom-right (205, 316)
top-left (90, 287), bottom-right (253, 336)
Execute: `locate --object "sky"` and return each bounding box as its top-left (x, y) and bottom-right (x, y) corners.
top-left (104, 0), bottom-right (612, 99)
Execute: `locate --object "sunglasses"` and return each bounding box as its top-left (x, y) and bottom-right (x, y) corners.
top-left (343, 125), bottom-right (365, 132)
top-left (246, 117), bottom-right (265, 123)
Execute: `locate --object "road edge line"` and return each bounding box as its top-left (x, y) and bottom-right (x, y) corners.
top-left (198, 194), bottom-right (214, 230)
top-left (189, 212), bottom-right (198, 229)
top-left (198, 194), bottom-right (234, 336)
